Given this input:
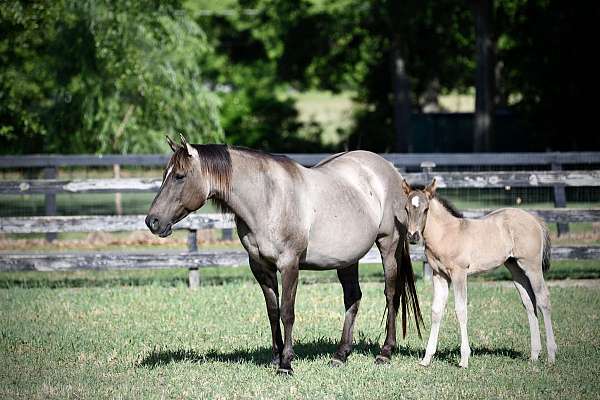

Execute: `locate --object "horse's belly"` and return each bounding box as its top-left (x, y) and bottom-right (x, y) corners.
top-left (302, 218), bottom-right (378, 269)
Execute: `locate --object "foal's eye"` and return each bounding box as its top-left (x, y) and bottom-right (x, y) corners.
top-left (174, 173), bottom-right (185, 181)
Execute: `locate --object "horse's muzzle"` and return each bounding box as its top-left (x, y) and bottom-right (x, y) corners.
top-left (407, 231), bottom-right (420, 244)
top-left (145, 215), bottom-right (173, 237)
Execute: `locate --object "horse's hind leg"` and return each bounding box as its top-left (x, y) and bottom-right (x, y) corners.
top-left (375, 235), bottom-right (400, 364)
top-left (249, 259), bottom-right (284, 366)
top-left (331, 263), bottom-right (362, 366)
top-left (520, 259), bottom-right (558, 363)
top-left (505, 258), bottom-right (542, 362)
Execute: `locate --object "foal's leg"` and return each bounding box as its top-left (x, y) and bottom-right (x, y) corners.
top-left (375, 236), bottom-right (400, 364)
top-left (277, 255), bottom-right (300, 374)
top-left (521, 261), bottom-right (558, 364)
top-left (505, 259), bottom-right (541, 361)
top-left (331, 263), bottom-right (362, 366)
top-left (420, 271), bottom-right (449, 366)
top-left (452, 271), bottom-right (471, 368)
top-left (249, 259), bottom-right (284, 366)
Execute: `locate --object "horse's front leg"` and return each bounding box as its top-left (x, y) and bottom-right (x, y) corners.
top-left (249, 259), bottom-right (283, 366)
top-left (452, 271), bottom-right (471, 368)
top-left (420, 271), bottom-right (449, 366)
top-left (277, 255), bottom-right (300, 375)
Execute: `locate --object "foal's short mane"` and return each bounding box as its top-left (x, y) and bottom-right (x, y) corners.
top-left (411, 185), bottom-right (463, 218)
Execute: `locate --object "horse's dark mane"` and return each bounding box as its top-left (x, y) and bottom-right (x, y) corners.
top-left (171, 144), bottom-right (233, 203)
top-left (170, 144), bottom-right (300, 212)
top-left (411, 184), bottom-right (463, 218)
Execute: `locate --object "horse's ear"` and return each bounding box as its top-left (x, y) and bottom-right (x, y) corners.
top-left (166, 135), bottom-right (180, 152)
top-left (401, 178), bottom-right (411, 195)
top-left (424, 178), bottom-right (437, 198)
top-left (179, 133), bottom-right (199, 158)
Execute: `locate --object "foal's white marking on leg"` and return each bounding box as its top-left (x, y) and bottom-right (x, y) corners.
top-left (411, 196), bottom-right (420, 208)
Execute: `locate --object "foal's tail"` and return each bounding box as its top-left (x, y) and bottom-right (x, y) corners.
top-left (395, 237), bottom-right (423, 339)
top-left (538, 217), bottom-right (552, 272)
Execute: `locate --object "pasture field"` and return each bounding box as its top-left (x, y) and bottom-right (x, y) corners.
top-left (1, 266), bottom-right (600, 399)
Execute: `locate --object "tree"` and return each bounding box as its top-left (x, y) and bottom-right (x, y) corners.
top-left (0, 0), bottom-right (223, 154)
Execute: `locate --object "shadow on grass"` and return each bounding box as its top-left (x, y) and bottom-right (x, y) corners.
top-left (432, 346), bottom-right (525, 364)
top-left (137, 338), bottom-right (523, 369)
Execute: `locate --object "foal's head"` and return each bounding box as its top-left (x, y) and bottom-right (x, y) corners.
top-left (146, 135), bottom-right (231, 237)
top-left (401, 178), bottom-right (437, 244)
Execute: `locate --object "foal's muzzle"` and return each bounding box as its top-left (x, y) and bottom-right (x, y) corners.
top-left (407, 231), bottom-right (420, 244)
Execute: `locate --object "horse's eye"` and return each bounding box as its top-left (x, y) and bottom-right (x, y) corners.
top-left (175, 174), bottom-right (185, 181)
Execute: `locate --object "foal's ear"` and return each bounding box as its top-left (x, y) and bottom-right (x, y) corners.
top-left (166, 135), bottom-right (180, 152)
top-left (424, 178), bottom-right (437, 198)
top-left (179, 133), bottom-right (199, 158)
top-left (401, 178), bottom-right (412, 195)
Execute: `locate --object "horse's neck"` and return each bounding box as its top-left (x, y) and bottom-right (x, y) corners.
top-left (423, 198), bottom-right (462, 250)
top-left (214, 150), bottom-right (270, 229)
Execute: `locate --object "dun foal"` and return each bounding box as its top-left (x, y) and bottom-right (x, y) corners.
top-left (402, 179), bottom-right (557, 368)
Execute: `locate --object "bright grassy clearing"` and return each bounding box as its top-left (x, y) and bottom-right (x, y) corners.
top-left (1, 277), bottom-right (600, 399)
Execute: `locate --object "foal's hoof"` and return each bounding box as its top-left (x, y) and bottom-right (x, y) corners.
top-left (276, 367), bottom-right (293, 376)
top-left (329, 358), bottom-right (345, 368)
top-left (374, 355), bottom-right (391, 365)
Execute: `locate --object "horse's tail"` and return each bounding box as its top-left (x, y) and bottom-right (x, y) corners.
top-left (538, 217), bottom-right (552, 272)
top-left (395, 237), bottom-right (423, 339)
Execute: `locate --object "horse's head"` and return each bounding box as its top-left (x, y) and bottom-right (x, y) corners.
top-left (401, 178), bottom-right (436, 244)
top-left (145, 135), bottom-right (212, 237)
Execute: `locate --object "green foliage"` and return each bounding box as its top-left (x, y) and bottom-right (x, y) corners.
top-left (0, 0), bottom-right (223, 154)
top-left (237, 0), bottom-right (476, 151)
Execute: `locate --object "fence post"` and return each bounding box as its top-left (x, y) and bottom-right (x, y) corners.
top-left (113, 164), bottom-right (123, 215)
top-left (420, 161), bottom-right (436, 282)
top-left (43, 167), bottom-right (57, 242)
top-left (187, 229), bottom-right (200, 289)
top-left (551, 163), bottom-right (569, 236)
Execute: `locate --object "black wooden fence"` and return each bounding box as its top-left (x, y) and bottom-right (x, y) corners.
top-left (1, 152), bottom-right (599, 288)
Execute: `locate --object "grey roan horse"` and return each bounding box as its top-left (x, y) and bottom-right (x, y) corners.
top-left (146, 135), bottom-right (422, 374)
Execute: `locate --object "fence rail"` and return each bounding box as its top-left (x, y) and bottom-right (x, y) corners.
top-left (1, 152), bottom-right (600, 168)
top-left (2, 208), bottom-right (599, 234)
top-left (2, 246), bottom-right (600, 273)
top-left (1, 170), bottom-right (599, 195)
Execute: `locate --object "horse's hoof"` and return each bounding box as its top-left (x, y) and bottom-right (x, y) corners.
top-left (419, 359), bottom-right (431, 367)
top-left (330, 358), bottom-right (345, 368)
top-left (277, 367), bottom-right (293, 376)
top-left (271, 355), bottom-right (281, 367)
top-left (374, 355), bottom-right (391, 365)
top-left (458, 361), bottom-right (469, 369)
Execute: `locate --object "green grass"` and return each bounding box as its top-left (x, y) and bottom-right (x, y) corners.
top-left (1, 266), bottom-right (600, 398)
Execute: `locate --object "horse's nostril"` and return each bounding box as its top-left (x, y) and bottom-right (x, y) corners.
top-left (146, 215), bottom-right (160, 232)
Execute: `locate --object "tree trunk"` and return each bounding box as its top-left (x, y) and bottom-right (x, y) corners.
top-left (473, 0), bottom-right (495, 152)
top-left (392, 47), bottom-right (412, 153)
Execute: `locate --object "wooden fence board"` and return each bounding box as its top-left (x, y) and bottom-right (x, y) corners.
top-left (0, 214), bottom-right (235, 233)
top-left (1, 170), bottom-right (599, 195)
top-left (2, 209), bottom-right (599, 234)
top-left (1, 246), bottom-right (598, 272)
top-left (2, 152), bottom-right (599, 168)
